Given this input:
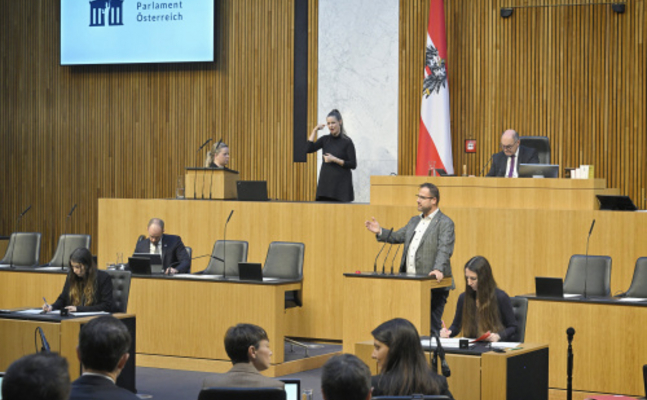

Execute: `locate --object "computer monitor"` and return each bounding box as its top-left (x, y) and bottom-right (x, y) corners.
top-left (596, 195), bottom-right (638, 211)
top-left (518, 164), bottom-right (559, 178)
top-left (237, 181), bottom-right (269, 201)
top-left (280, 378), bottom-right (301, 400)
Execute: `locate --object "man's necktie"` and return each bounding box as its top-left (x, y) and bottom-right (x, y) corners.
top-left (507, 155), bottom-right (516, 178)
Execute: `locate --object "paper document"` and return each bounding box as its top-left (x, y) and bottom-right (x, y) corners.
top-left (15, 309), bottom-right (46, 315)
top-left (173, 274), bottom-right (223, 280)
top-left (262, 277), bottom-right (280, 282)
top-left (563, 293), bottom-right (581, 298)
top-left (617, 297), bottom-right (647, 302)
top-left (420, 338), bottom-right (462, 348)
top-left (70, 312), bottom-right (110, 316)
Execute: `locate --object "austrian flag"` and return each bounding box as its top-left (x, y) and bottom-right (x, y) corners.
top-left (416, 0), bottom-right (454, 175)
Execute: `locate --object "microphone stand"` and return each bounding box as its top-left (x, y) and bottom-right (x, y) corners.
top-left (9, 205), bottom-right (32, 269)
top-left (583, 219), bottom-right (595, 298)
top-left (373, 228), bottom-right (393, 275)
top-left (389, 244), bottom-right (401, 275)
top-left (479, 155), bottom-right (494, 176)
top-left (381, 243), bottom-right (394, 275)
top-left (566, 327), bottom-right (575, 400)
top-left (221, 210), bottom-right (234, 280)
top-left (60, 204), bottom-right (77, 270)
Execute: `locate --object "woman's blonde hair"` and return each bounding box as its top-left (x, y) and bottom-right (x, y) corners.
top-left (205, 142), bottom-right (229, 167)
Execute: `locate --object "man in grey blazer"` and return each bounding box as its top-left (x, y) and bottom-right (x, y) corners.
top-left (202, 324), bottom-right (285, 389)
top-left (365, 182), bottom-right (455, 334)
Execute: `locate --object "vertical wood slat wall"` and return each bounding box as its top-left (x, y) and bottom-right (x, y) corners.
top-left (2, 0), bottom-right (645, 261)
top-left (400, 0), bottom-right (646, 204)
top-left (0, 1), bottom-right (320, 259)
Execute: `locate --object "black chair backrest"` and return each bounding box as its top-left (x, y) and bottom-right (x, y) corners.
top-left (520, 136), bottom-right (551, 164)
top-left (47, 234), bottom-right (91, 268)
top-left (198, 387), bottom-right (286, 400)
top-left (625, 257), bottom-right (647, 298)
top-left (0, 232), bottom-right (42, 267)
top-left (563, 255), bottom-right (612, 297)
top-left (509, 297), bottom-right (528, 342)
top-left (106, 270), bottom-right (132, 313)
top-left (204, 240), bottom-right (248, 275)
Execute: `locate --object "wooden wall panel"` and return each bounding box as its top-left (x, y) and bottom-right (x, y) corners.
top-left (400, 0), bottom-right (646, 207)
top-left (0, 1), bottom-right (320, 259)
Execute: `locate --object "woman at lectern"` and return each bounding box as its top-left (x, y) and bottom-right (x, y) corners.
top-left (306, 109), bottom-right (357, 202)
top-left (440, 256), bottom-right (517, 342)
top-left (371, 318), bottom-right (453, 398)
top-left (205, 142), bottom-right (230, 168)
top-left (42, 248), bottom-right (113, 313)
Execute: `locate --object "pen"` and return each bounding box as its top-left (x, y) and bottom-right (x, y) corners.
top-left (42, 297), bottom-right (50, 310)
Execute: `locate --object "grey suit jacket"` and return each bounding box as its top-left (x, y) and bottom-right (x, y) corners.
top-left (377, 210), bottom-right (455, 290)
top-left (202, 363), bottom-right (285, 389)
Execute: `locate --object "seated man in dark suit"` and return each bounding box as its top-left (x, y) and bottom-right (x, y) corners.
top-left (2, 353), bottom-right (70, 400)
top-left (486, 129), bottom-right (539, 177)
top-left (134, 217), bottom-right (191, 275)
top-left (69, 315), bottom-right (138, 400)
top-left (202, 323), bottom-right (285, 389)
top-left (321, 354), bottom-right (371, 400)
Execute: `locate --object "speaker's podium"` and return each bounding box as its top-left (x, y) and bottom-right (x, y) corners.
top-left (342, 272), bottom-right (452, 353)
top-left (185, 167), bottom-right (239, 200)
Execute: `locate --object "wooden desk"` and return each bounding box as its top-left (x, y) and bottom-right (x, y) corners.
top-left (342, 273), bottom-right (451, 353)
top-left (185, 168), bottom-right (239, 199)
top-left (370, 176), bottom-right (616, 210)
top-left (129, 275), bottom-right (300, 371)
top-left (525, 296), bottom-right (647, 397)
top-left (0, 312), bottom-right (136, 391)
top-left (355, 341), bottom-right (549, 400)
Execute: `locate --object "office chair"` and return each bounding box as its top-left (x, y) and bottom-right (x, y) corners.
top-left (0, 232), bottom-right (42, 268)
top-left (621, 257), bottom-right (647, 298)
top-left (520, 135), bottom-right (551, 164)
top-left (563, 255), bottom-right (612, 297)
top-left (201, 240), bottom-right (248, 275)
top-left (39, 234), bottom-right (91, 268)
top-left (509, 297), bottom-right (528, 342)
top-left (106, 270), bottom-right (132, 313)
top-left (262, 241), bottom-right (305, 308)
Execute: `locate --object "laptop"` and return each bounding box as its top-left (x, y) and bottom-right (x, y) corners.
top-left (238, 262), bottom-right (263, 281)
top-left (128, 256), bottom-right (164, 275)
top-left (535, 277), bottom-right (564, 298)
top-left (237, 181), bottom-right (269, 201)
top-left (596, 195), bottom-right (638, 211)
top-left (518, 164), bottom-right (559, 178)
top-left (280, 378), bottom-right (301, 400)
top-left (132, 253), bottom-right (163, 272)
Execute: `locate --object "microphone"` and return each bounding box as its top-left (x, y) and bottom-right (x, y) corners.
top-left (566, 327), bottom-right (575, 400)
top-left (37, 327), bottom-right (51, 352)
top-left (19, 205), bottom-right (32, 217)
top-left (390, 244), bottom-right (402, 275)
top-left (381, 243), bottom-right (394, 275)
top-left (479, 155), bottom-right (495, 176)
top-left (222, 210), bottom-right (235, 280)
top-left (583, 219), bottom-right (595, 298)
top-left (197, 138), bottom-right (213, 153)
top-left (373, 228), bottom-right (393, 275)
top-left (60, 203), bottom-right (78, 270)
top-left (9, 205), bottom-right (33, 269)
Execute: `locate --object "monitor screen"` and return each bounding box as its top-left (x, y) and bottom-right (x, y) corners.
top-left (61, 0), bottom-right (214, 65)
top-left (518, 164), bottom-right (559, 178)
top-left (280, 379), bottom-right (301, 400)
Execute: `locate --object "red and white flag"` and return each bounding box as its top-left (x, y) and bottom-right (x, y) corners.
top-left (416, 0), bottom-right (453, 175)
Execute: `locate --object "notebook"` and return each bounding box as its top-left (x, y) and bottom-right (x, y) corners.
top-left (535, 277), bottom-right (564, 298)
top-left (238, 262), bottom-right (263, 281)
top-left (237, 181), bottom-right (269, 201)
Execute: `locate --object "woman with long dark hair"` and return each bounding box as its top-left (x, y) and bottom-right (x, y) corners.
top-left (440, 256), bottom-right (517, 342)
top-left (371, 318), bottom-right (453, 398)
top-left (43, 247), bottom-right (113, 313)
top-left (306, 109), bottom-right (357, 202)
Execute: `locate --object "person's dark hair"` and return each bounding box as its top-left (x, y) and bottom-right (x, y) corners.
top-left (321, 354), bottom-right (371, 400)
top-left (462, 256), bottom-right (503, 338)
top-left (1, 352), bottom-right (70, 400)
top-left (224, 323), bottom-right (269, 364)
top-left (148, 218), bottom-right (165, 230)
top-left (419, 182), bottom-right (440, 203)
top-left (78, 315), bottom-right (132, 372)
top-left (67, 247), bottom-right (98, 307)
top-left (371, 318), bottom-right (442, 395)
top-left (327, 109), bottom-right (347, 136)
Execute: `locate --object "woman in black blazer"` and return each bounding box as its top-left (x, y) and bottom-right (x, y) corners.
top-left (43, 247), bottom-right (113, 313)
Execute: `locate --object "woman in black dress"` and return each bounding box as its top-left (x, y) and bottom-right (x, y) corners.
top-left (42, 247), bottom-right (113, 313)
top-left (371, 318), bottom-right (453, 398)
top-left (306, 109), bottom-right (357, 202)
top-left (440, 256), bottom-right (517, 342)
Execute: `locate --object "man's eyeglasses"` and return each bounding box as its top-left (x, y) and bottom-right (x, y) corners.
top-left (415, 195), bottom-right (435, 200)
top-left (501, 140), bottom-right (519, 151)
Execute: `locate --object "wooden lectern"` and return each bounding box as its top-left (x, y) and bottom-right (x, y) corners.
top-left (185, 168), bottom-right (239, 200)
